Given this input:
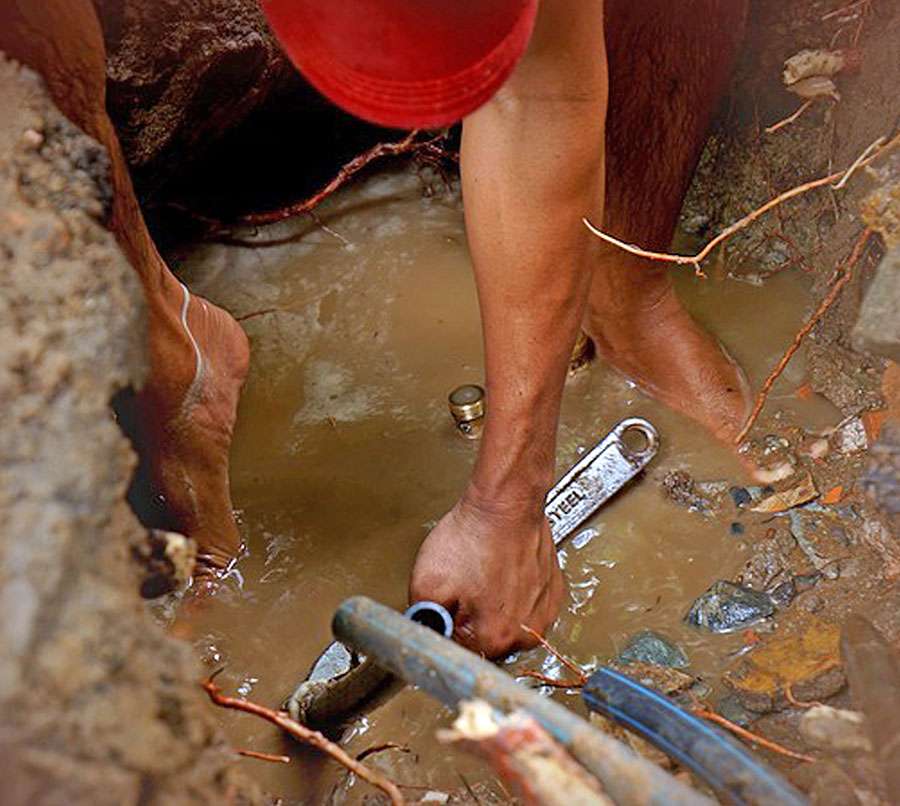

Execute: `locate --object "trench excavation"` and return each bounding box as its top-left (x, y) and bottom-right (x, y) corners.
top-left (2, 0), bottom-right (900, 804)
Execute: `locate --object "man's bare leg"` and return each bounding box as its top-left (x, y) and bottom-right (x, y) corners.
top-left (410, 0), bottom-right (607, 657)
top-left (585, 0), bottom-right (750, 443)
top-left (0, 0), bottom-right (249, 573)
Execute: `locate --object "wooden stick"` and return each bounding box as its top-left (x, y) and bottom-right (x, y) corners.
top-left (734, 228), bottom-right (873, 444)
top-left (201, 675), bottom-right (405, 805)
top-left (693, 709), bottom-right (816, 763)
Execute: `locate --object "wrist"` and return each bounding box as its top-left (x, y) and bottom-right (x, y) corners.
top-left (461, 472), bottom-right (550, 527)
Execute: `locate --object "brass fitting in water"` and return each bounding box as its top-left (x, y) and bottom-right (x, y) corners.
top-left (448, 384), bottom-right (485, 439)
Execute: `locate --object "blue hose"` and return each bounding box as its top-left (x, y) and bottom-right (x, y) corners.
top-left (582, 667), bottom-right (808, 806)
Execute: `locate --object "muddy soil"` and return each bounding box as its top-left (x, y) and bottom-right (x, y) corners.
top-left (0, 56), bottom-right (259, 805)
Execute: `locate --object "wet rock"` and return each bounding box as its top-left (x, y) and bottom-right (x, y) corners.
top-left (685, 580), bottom-right (775, 633)
top-left (616, 631), bottom-right (689, 669)
top-left (730, 486), bottom-right (752, 508)
top-left (854, 249), bottom-right (900, 363)
top-left (768, 578), bottom-right (797, 607)
top-left (751, 473), bottom-right (819, 513)
top-left (800, 706), bottom-right (872, 754)
top-left (730, 521), bottom-right (745, 536)
top-left (715, 694), bottom-right (757, 728)
top-left (606, 661), bottom-right (695, 696)
top-left (789, 504), bottom-right (853, 575)
top-left (724, 617), bottom-right (845, 713)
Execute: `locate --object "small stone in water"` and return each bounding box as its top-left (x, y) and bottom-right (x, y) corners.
top-left (730, 522), bottom-right (745, 536)
top-left (616, 630), bottom-right (689, 669)
top-left (768, 578), bottom-right (796, 607)
top-left (729, 486), bottom-right (752, 507)
top-left (685, 580), bottom-right (775, 633)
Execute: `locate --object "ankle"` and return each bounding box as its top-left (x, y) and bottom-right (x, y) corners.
top-left (588, 255), bottom-right (674, 320)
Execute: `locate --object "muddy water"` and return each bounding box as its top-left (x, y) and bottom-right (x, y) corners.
top-left (174, 167), bottom-right (839, 803)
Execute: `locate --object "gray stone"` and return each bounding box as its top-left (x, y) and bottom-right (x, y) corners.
top-left (685, 580), bottom-right (775, 633)
top-left (616, 631), bottom-right (689, 669)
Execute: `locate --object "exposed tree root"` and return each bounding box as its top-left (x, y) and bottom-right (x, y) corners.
top-left (236, 129), bottom-right (454, 227)
top-left (201, 672), bottom-right (405, 805)
top-left (734, 228), bottom-right (874, 444)
top-left (235, 749), bottom-right (290, 763)
top-left (523, 630), bottom-right (818, 765)
top-left (693, 709), bottom-right (816, 764)
top-left (583, 136), bottom-right (890, 276)
top-left (765, 100), bottom-right (814, 135)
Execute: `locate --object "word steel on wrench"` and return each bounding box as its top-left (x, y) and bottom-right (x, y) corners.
top-left (545, 417), bottom-right (659, 545)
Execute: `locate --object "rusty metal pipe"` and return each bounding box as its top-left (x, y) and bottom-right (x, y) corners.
top-left (332, 596), bottom-right (714, 806)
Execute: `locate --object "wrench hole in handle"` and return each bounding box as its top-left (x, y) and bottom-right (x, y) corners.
top-left (619, 423), bottom-right (653, 457)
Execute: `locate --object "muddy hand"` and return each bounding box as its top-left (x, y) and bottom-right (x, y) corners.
top-left (409, 495), bottom-right (564, 659)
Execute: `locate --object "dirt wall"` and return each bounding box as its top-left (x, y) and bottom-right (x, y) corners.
top-left (0, 54), bottom-right (256, 805)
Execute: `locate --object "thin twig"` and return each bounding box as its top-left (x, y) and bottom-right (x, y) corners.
top-left (694, 709), bottom-right (816, 763)
top-left (201, 675), bottom-right (405, 805)
top-left (235, 749), bottom-right (291, 763)
top-left (582, 137), bottom-right (887, 274)
top-left (766, 101), bottom-right (813, 135)
top-left (520, 625), bottom-right (587, 683)
top-left (734, 228), bottom-right (873, 444)
top-left (518, 669), bottom-right (585, 689)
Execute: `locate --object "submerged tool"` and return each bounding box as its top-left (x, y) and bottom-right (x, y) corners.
top-left (582, 667), bottom-right (808, 806)
top-left (284, 417), bottom-right (658, 726)
top-left (546, 417), bottom-right (658, 544)
top-left (285, 600), bottom-right (452, 726)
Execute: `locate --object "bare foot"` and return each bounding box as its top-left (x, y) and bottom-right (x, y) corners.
top-left (584, 280), bottom-right (750, 444)
top-left (136, 283), bottom-right (249, 576)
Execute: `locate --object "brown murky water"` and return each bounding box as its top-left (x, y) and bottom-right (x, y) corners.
top-left (173, 167), bottom-right (839, 803)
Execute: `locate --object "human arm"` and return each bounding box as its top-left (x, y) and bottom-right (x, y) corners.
top-left (409, 0), bottom-right (608, 657)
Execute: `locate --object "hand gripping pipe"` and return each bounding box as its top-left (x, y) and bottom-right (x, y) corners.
top-left (582, 667), bottom-right (808, 806)
top-left (332, 596), bottom-right (715, 806)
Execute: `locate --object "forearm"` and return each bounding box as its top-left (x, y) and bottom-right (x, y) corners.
top-left (460, 0), bottom-right (608, 517)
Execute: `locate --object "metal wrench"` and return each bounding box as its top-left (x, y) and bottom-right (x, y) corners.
top-left (284, 417), bottom-right (658, 724)
top-left (545, 417), bottom-right (659, 545)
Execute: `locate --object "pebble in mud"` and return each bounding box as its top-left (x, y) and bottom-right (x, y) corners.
top-left (685, 580), bottom-right (775, 633)
top-left (616, 630), bottom-right (689, 669)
